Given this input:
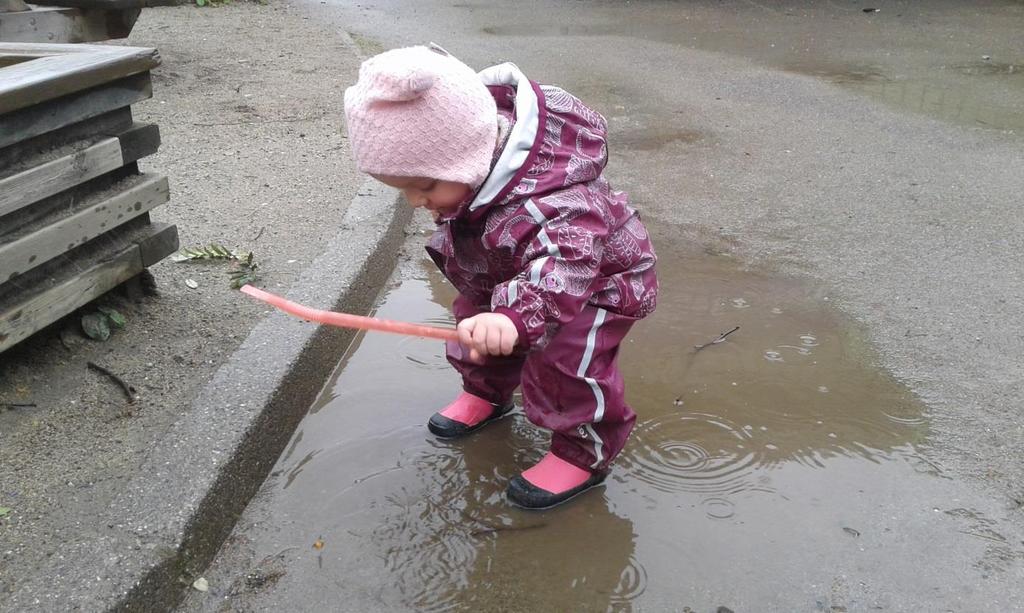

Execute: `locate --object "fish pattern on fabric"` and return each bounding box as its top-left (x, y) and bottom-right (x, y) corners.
top-left (426, 77), bottom-right (658, 350)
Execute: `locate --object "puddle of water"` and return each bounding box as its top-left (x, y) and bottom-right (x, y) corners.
top-left (612, 126), bottom-right (704, 152)
top-left (783, 61), bottom-right (891, 84)
top-left (951, 61), bottom-right (1021, 77)
top-left (786, 60), bottom-right (1024, 131)
top-left (480, 13), bottom-right (1024, 132)
top-left (236, 231), bottom-right (1001, 611)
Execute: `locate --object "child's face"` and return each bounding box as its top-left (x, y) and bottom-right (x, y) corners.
top-left (372, 174), bottom-right (472, 216)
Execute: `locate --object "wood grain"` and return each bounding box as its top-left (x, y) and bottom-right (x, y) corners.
top-left (0, 43), bottom-right (158, 115)
top-left (0, 6), bottom-right (141, 44)
top-left (0, 173), bottom-right (169, 281)
top-left (0, 121), bottom-right (161, 218)
top-left (0, 243), bottom-right (141, 352)
top-left (0, 71), bottom-right (151, 149)
top-left (0, 220), bottom-right (177, 352)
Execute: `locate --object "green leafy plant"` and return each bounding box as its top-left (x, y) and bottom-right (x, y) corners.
top-left (98, 306), bottom-right (127, 328)
top-left (81, 307), bottom-right (126, 341)
top-left (173, 243), bottom-right (259, 289)
top-left (172, 244), bottom-right (239, 262)
top-left (229, 251), bottom-right (259, 289)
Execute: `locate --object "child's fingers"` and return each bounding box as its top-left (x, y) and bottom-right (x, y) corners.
top-left (499, 330), bottom-right (516, 355)
top-left (485, 326), bottom-right (502, 356)
top-left (468, 348), bottom-right (484, 364)
top-left (471, 321), bottom-right (489, 354)
top-left (457, 318), bottom-right (476, 347)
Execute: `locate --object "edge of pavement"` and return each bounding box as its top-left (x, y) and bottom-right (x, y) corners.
top-left (7, 181), bottom-right (411, 612)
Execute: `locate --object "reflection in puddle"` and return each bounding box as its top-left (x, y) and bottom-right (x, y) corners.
top-left (783, 62), bottom-right (891, 84)
top-left (613, 126), bottom-right (704, 151)
top-left (848, 76), bottom-right (1024, 130)
top-left (951, 61), bottom-right (1020, 77)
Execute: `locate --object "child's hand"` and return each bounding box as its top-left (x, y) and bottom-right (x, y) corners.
top-left (457, 313), bottom-right (519, 363)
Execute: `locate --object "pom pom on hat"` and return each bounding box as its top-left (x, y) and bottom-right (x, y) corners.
top-left (344, 46), bottom-right (498, 186)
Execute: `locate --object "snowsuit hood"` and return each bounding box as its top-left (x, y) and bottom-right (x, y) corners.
top-left (440, 63), bottom-right (609, 224)
top-left (427, 63), bottom-right (658, 350)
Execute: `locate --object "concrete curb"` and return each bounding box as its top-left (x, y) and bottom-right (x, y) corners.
top-left (7, 181), bottom-right (411, 612)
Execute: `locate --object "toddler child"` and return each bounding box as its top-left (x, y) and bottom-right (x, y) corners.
top-left (343, 45), bottom-right (657, 509)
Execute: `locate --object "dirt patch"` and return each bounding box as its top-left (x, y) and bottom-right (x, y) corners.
top-left (0, 0), bottom-right (367, 599)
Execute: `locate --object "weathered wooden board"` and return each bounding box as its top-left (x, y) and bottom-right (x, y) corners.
top-left (0, 0), bottom-right (30, 13)
top-left (0, 6), bottom-right (141, 44)
top-left (0, 41), bottom-right (100, 55)
top-left (5, 245), bottom-right (121, 346)
top-left (0, 106), bottom-right (132, 169)
top-left (0, 221), bottom-right (177, 352)
top-left (0, 122), bottom-right (160, 217)
top-left (0, 244), bottom-right (140, 351)
top-left (138, 220), bottom-right (177, 267)
top-left (0, 43), bottom-right (158, 115)
top-left (0, 173), bottom-right (169, 281)
top-left (0, 163), bottom-right (137, 240)
top-left (32, 0), bottom-right (179, 9)
top-left (0, 71), bottom-right (150, 149)
top-left (1, 137), bottom-right (121, 214)
top-left (114, 121), bottom-right (159, 165)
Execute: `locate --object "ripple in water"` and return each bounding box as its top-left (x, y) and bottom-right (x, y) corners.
top-left (776, 344), bottom-right (812, 356)
top-left (701, 497), bottom-right (736, 520)
top-left (367, 447), bottom-right (483, 612)
top-left (396, 335), bottom-right (449, 370)
top-left (609, 554), bottom-right (649, 607)
top-left (619, 412), bottom-right (769, 496)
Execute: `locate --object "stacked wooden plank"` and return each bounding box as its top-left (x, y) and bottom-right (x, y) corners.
top-left (0, 0), bottom-right (143, 45)
top-left (0, 42), bottom-right (177, 353)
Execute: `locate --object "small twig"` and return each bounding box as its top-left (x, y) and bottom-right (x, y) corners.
top-left (252, 226), bottom-right (266, 243)
top-left (87, 361), bottom-right (137, 403)
top-left (456, 506), bottom-right (546, 536)
top-left (470, 522), bottom-right (547, 537)
top-left (257, 546), bottom-right (298, 567)
top-left (694, 326), bottom-right (741, 351)
top-left (3, 403), bottom-right (37, 410)
top-left (957, 529), bottom-right (1006, 544)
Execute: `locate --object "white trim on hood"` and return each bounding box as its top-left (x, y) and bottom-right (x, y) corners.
top-left (469, 63), bottom-right (540, 211)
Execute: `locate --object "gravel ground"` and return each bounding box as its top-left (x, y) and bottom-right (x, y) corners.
top-left (0, 1), bottom-right (365, 601)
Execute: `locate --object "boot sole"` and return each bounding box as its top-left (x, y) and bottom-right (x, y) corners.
top-left (506, 473), bottom-right (607, 510)
top-left (427, 403), bottom-right (514, 439)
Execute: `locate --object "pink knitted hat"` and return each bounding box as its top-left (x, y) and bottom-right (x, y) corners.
top-left (343, 46), bottom-right (498, 186)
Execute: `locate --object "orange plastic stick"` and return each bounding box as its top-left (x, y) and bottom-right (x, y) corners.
top-left (240, 284), bottom-right (459, 342)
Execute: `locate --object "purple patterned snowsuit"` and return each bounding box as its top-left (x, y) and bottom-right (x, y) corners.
top-left (426, 64), bottom-right (658, 472)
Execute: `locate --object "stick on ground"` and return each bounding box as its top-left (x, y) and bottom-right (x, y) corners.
top-left (87, 361), bottom-right (137, 403)
top-left (694, 326), bottom-right (741, 351)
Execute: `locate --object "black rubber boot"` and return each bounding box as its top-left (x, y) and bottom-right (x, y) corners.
top-left (427, 402), bottom-right (514, 439)
top-left (506, 472), bottom-right (606, 510)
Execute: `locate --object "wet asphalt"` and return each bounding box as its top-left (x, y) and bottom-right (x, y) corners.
top-left (181, 1), bottom-right (1024, 611)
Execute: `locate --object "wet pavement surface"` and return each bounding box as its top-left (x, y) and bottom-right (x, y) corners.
top-left (181, 1), bottom-right (1024, 610)
top-left (182, 228), bottom-right (1021, 612)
